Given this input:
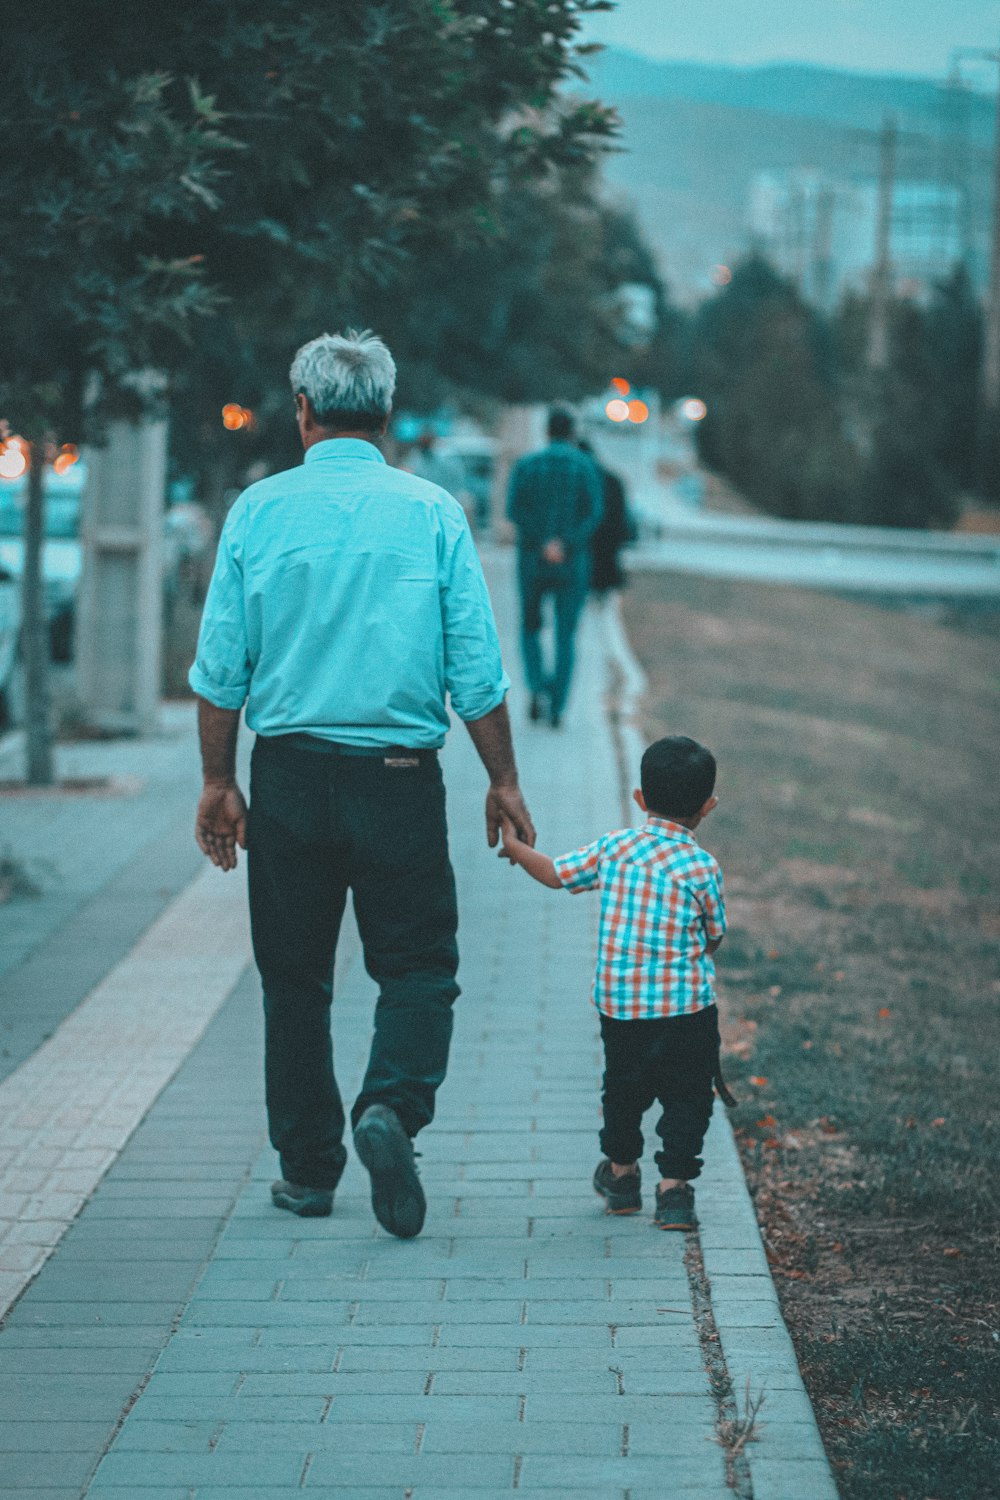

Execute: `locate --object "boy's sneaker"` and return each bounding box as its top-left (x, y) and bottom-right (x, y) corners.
top-left (592, 1159), bottom-right (642, 1215)
top-left (270, 1180), bottom-right (334, 1218)
top-left (353, 1104), bottom-right (426, 1239)
top-left (654, 1182), bottom-right (696, 1231)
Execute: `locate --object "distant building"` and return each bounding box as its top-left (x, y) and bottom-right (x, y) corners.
top-left (748, 167), bottom-right (963, 306)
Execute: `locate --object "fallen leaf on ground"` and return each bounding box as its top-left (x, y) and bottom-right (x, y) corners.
top-left (750, 1076), bottom-right (769, 1087)
top-left (878, 1007), bottom-right (892, 1019)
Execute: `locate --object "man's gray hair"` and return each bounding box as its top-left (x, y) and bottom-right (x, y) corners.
top-left (289, 329), bottom-right (396, 427)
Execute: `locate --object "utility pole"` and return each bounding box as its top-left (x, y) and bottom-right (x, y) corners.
top-left (811, 184), bottom-right (836, 311)
top-left (983, 58), bottom-right (1000, 412)
top-left (868, 116), bottom-right (897, 372)
top-left (953, 42), bottom-right (1000, 491)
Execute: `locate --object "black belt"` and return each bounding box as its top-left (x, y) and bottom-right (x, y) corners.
top-left (258, 733), bottom-right (437, 761)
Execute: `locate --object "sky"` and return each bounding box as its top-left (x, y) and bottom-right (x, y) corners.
top-left (582, 0), bottom-right (1000, 82)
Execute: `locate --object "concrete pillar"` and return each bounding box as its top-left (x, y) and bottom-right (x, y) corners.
top-left (75, 412), bottom-right (166, 735)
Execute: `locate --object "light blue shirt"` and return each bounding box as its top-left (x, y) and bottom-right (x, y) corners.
top-left (189, 439), bottom-right (509, 747)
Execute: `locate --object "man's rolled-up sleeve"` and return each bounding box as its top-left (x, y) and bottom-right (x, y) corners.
top-left (440, 516), bottom-right (510, 722)
top-left (187, 509), bottom-right (253, 710)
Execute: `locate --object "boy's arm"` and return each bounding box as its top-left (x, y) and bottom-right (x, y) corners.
top-left (706, 935), bottom-right (724, 955)
top-left (500, 820), bottom-right (562, 889)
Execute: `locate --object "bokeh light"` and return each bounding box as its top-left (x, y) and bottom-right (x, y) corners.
top-left (609, 377), bottom-right (630, 396)
top-left (0, 437), bottom-right (29, 480)
top-left (52, 443), bottom-right (79, 476)
top-left (710, 264), bottom-right (732, 286)
top-left (627, 399), bottom-right (649, 424)
top-left (222, 403), bottom-right (252, 431)
top-left (680, 398), bottom-right (708, 422)
top-left (605, 398), bottom-right (630, 423)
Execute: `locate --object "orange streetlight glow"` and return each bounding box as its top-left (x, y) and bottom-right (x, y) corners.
top-left (222, 403), bottom-right (248, 430)
top-left (711, 264), bottom-right (732, 286)
top-left (627, 399), bottom-right (649, 424)
top-left (52, 443), bottom-right (79, 476)
top-left (610, 377), bottom-right (630, 396)
top-left (0, 437), bottom-right (29, 480)
top-left (605, 398), bottom-right (630, 423)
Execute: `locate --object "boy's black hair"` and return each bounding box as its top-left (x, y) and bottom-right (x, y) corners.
top-left (641, 736), bottom-right (716, 818)
top-left (547, 407), bottom-right (575, 441)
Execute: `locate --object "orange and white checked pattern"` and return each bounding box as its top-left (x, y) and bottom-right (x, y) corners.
top-left (553, 817), bottom-right (726, 1021)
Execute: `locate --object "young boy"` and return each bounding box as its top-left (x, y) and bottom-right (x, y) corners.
top-left (500, 735), bottom-right (731, 1230)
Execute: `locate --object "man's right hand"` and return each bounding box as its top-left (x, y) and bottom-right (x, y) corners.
top-left (486, 782), bottom-right (536, 850)
top-left (195, 780), bottom-right (248, 871)
top-left (541, 538), bottom-right (566, 565)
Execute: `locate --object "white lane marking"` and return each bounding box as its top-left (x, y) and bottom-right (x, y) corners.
top-left (0, 862), bottom-right (252, 1316)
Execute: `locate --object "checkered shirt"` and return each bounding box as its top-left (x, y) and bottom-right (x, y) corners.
top-left (552, 818), bottom-right (726, 1020)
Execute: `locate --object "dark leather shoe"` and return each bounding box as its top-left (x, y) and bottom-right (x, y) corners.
top-left (353, 1104), bottom-right (426, 1239)
top-left (270, 1180), bottom-right (334, 1217)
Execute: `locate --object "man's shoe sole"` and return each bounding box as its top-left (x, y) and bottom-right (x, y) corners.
top-left (271, 1186), bottom-right (333, 1218)
top-left (353, 1106), bottom-right (426, 1240)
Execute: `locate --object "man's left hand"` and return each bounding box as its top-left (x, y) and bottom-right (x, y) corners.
top-left (195, 781), bottom-right (248, 871)
top-left (486, 782), bottom-right (536, 849)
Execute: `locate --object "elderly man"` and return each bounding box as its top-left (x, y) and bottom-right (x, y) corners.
top-left (190, 330), bottom-right (534, 1239)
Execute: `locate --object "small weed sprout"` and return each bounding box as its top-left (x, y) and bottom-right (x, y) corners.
top-left (718, 1377), bottom-right (766, 1457)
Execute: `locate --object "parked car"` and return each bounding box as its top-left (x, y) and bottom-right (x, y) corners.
top-left (0, 462), bottom-right (212, 728)
top-left (0, 464), bottom-right (84, 667)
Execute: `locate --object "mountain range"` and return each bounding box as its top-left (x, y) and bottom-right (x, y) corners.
top-left (582, 48), bottom-right (995, 302)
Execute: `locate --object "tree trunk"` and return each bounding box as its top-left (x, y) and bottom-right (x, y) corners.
top-left (23, 441), bottom-right (54, 785)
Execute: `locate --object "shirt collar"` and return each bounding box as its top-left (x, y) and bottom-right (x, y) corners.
top-left (304, 438), bottom-right (386, 465)
top-left (646, 816), bottom-right (696, 845)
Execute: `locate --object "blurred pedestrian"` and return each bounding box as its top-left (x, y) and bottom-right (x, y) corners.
top-left (189, 330), bottom-right (535, 1239)
top-left (579, 439), bottom-right (634, 598)
top-left (506, 408), bottom-right (603, 729)
top-left (410, 427), bottom-right (463, 497)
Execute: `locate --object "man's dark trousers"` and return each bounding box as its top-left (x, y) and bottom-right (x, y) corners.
top-left (247, 735), bottom-right (459, 1191)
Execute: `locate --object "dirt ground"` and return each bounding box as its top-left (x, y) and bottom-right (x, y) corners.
top-left (621, 572), bottom-right (1000, 1500)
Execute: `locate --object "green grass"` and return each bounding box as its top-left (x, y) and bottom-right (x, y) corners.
top-left (624, 571), bottom-right (1000, 1500)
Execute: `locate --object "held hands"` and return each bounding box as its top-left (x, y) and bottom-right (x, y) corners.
top-left (486, 782), bottom-right (536, 851)
top-left (541, 537), bottom-right (566, 565)
top-left (496, 813), bottom-right (521, 865)
top-left (195, 780), bottom-right (248, 871)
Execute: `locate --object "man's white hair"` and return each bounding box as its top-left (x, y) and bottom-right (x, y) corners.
top-left (289, 329), bottom-right (396, 426)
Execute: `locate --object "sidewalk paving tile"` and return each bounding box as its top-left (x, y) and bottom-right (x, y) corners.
top-left (0, 552), bottom-right (837, 1498)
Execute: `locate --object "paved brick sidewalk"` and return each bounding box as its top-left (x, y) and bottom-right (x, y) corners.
top-left (0, 547), bottom-right (837, 1498)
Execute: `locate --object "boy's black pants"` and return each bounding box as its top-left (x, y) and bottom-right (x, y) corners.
top-left (246, 735), bottom-right (459, 1192)
top-left (599, 1005), bottom-right (719, 1180)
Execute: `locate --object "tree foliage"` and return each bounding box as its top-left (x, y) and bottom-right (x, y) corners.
top-left (1, 0), bottom-right (618, 437)
top-left (691, 256), bottom-right (980, 528)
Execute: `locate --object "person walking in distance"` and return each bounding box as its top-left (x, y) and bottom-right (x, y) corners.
top-left (189, 330), bottom-right (535, 1239)
top-left (578, 439), bottom-right (634, 599)
top-left (507, 408), bottom-right (603, 729)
